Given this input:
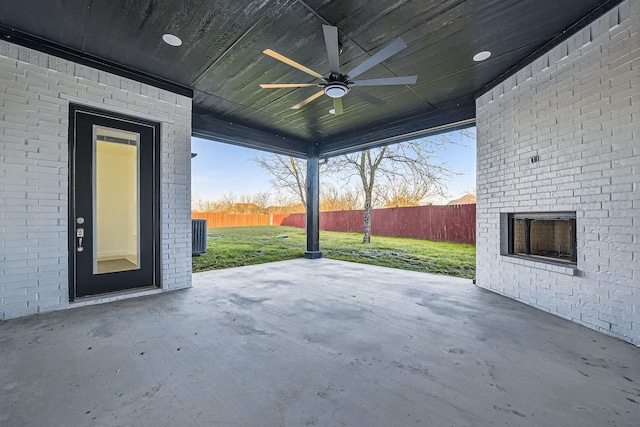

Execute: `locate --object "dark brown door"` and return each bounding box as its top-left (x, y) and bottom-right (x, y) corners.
top-left (69, 105), bottom-right (160, 300)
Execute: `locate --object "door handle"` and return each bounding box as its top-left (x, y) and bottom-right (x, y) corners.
top-left (77, 228), bottom-right (84, 252)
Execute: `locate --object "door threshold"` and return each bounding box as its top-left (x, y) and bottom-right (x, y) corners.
top-left (70, 286), bottom-right (162, 308)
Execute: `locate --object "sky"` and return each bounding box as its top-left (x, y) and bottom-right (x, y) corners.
top-left (191, 129), bottom-right (476, 205)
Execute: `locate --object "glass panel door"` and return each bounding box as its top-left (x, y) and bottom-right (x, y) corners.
top-left (69, 105), bottom-right (160, 300)
top-left (93, 126), bottom-right (141, 274)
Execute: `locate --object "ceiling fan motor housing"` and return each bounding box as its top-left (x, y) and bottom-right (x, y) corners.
top-left (324, 82), bottom-right (349, 98)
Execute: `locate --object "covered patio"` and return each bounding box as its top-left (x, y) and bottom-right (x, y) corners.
top-left (2, 259), bottom-right (638, 426)
top-left (0, 0), bottom-right (637, 344)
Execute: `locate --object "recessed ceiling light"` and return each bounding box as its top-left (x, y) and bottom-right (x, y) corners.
top-left (329, 109), bottom-right (336, 115)
top-left (162, 34), bottom-right (182, 47)
top-left (473, 51), bottom-right (491, 62)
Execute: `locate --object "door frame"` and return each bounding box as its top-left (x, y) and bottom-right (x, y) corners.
top-left (68, 104), bottom-right (162, 301)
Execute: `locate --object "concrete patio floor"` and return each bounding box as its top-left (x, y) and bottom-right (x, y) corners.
top-left (1, 258), bottom-right (639, 427)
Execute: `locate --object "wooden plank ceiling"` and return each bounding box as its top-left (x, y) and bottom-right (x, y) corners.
top-left (0, 0), bottom-right (619, 157)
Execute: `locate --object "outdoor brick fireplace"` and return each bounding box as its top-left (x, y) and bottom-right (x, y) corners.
top-left (506, 212), bottom-right (577, 264)
top-left (477, 0), bottom-right (638, 345)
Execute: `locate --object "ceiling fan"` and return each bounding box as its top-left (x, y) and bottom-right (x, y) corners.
top-left (259, 25), bottom-right (417, 115)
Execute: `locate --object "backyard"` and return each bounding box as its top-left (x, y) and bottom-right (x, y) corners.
top-left (192, 226), bottom-right (476, 279)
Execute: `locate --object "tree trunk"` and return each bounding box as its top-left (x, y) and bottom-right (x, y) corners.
top-left (362, 193), bottom-right (372, 244)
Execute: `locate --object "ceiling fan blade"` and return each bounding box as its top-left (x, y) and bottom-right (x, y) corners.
top-left (260, 83), bottom-right (319, 88)
top-left (350, 89), bottom-right (386, 107)
top-left (322, 25), bottom-right (340, 75)
top-left (346, 38), bottom-right (407, 79)
top-left (333, 98), bottom-right (344, 115)
top-left (263, 49), bottom-right (325, 80)
top-left (352, 76), bottom-right (417, 87)
top-left (291, 90), bottom-right (325, 110)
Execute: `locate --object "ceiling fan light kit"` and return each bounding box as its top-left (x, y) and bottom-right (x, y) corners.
top-left (260, 24), bottom-right (417, 115)
top-left (324, 82), bottom-right (349, 98)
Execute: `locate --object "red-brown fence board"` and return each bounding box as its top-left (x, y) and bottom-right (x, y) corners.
top-left (193, 212), bottom-right (269, 227)
top-left (272, 214), bottom-right (289, 226)
top-left (371, 205), bottom-right (476, 244)
top-left (278, 214), bottom-right (305, 228)
top-left (282, 205), bottom-right (476, 244)
top-left (191, 212), bottom-right (291, 227)
top-left (192, 204), bottom-right (476, 244)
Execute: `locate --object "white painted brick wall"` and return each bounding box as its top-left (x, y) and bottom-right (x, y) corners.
top-left (0, 40), bottom-right (192, 320)
top-left (476, 0), bottom-right (640, 345)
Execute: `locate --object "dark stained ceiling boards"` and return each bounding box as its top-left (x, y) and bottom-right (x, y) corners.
top-left (0, 0), bottom-right (621, 157)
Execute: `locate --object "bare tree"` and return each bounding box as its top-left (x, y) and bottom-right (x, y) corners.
top-left (192, 191), bottom-right (278, 214)
top-left (251, 191), bottom-right (273, 214)
top-left (380, 178), bottom-right (433, 208)
top-left (267, 191), bottom-right (301, 213)
top-left (459, 127), bottom-right (476, 140)
top-left (192, 193), bottom-right (236, 213)
top-left (219, 192), bottom-right (239, 212)
top-left (253, 154), bottom-right (307, 211)
top-left (333, 135), bottom-right (458, 243)
top-left (192, 194), bottom-right (207, 212)
top-left (336, 148), bottom-right (386, 243)
top-left (254, 130), bottom-right (471, 243)
top-left (320, 185), bottom-right (361, 211)
top-left (461, 184), bottom-right (477, 196)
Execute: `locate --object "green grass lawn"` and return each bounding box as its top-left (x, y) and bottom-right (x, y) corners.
top-left (192, 226), bottom-right (476, 279)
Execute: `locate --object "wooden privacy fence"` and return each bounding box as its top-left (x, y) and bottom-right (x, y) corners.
top-left (191, 212), bottom-right (289, 227)
top-left (280, 204), bottom-right (476, 244)
top-left (192, 204), bottom-right (476, 244)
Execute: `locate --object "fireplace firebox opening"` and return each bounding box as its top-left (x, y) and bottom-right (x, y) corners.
top-left (506, 212), bottom-right (577, 265)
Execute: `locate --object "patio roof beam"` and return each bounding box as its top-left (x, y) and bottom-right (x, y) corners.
top-left (317, 103), bottom-right (476, 158)
top-left (192, 111), bottom-right (308, 158)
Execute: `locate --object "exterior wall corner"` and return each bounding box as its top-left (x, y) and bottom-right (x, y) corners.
top-left (475, 0), bottom-right (640, 345)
